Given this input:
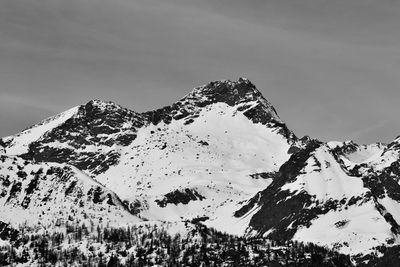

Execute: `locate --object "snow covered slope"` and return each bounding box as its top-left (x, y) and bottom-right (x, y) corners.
top-left (0, 153), bottom-right (140, 228)
top-left (96, 101), bottom-right (292, 235)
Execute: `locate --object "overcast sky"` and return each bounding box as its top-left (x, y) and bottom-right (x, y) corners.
top-left (1, 0), bottom-right (400, 144)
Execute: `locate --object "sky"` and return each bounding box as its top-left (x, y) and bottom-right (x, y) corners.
top-left (1, 0), bottom-right (400, 144)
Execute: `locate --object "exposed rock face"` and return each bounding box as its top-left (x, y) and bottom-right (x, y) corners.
top-left (21, 100), bottom-right (146, 175)
top-left (0, 221), bottom-right (18, 242)
top-left (235, 140), bottom-right (324, 240)
top-left (155, 188), bottom-right (206, 207)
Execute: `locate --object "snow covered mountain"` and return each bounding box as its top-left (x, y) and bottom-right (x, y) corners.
top-left (0, 152), bottom-right (140, 228)
top-left (1, 78), bottom-right (400, 262)
top-left (2, 78), bottom-right (297, 232)
top-left (235, 140), bottom-right (399, 255)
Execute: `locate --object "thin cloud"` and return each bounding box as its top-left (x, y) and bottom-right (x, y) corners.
top-left (0, 0), bottom-right (400, 143)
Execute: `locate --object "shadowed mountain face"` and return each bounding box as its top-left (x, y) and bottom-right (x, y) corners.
top-left (1, 78), bottom-right (400, 259)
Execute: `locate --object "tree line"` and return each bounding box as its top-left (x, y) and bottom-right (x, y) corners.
top-left (0, 221), bottom-right (354, 266)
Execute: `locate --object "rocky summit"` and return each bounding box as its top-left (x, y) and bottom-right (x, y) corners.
top-left (1, 78), bottom-right (400, 266)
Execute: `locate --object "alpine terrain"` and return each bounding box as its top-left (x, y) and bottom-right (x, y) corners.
top-left (1, 78), bottom-right (399, 266)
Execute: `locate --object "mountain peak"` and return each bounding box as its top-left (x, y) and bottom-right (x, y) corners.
top-left (238, 76), bottom-right (250, 82)
top-left (190, 78), bottom-right (259, 99)
top-left (83, 99), bottom-right (124, 111)
top-left (79, 99), bottom-right (143, 123)
top-left (181, 78), bottom-right (281, 123)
